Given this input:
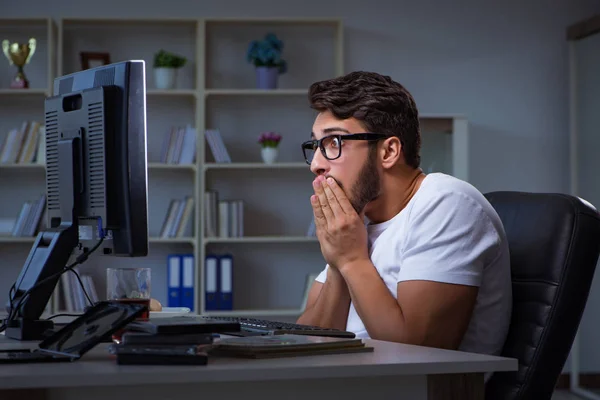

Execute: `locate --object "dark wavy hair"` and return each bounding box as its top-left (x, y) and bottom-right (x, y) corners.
top-left (308, 71), bottom-right (421, 169)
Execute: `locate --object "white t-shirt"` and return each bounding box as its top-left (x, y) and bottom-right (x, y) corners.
top-left (315, 172), bottom-right (512, 357)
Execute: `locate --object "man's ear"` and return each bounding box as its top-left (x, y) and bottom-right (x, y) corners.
top-left (380, 136), bottom-right (402, 169)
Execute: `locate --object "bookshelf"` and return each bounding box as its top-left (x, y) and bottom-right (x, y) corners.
top-left (0, 16), bottom-right (469, 321)
top-left (53, 17), bottom-right (203, 313)
top-left (0, 17), bottom-right (56, 311)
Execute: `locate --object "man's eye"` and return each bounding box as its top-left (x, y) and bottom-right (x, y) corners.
top-left (328, 138), bottom-right (340, 148)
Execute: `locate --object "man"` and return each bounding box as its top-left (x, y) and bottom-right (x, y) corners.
top-left (296, 71), bottom-right (512, 357)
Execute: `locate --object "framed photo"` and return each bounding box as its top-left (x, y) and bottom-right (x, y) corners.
top-left (80, 52), bottom-right (111, 70)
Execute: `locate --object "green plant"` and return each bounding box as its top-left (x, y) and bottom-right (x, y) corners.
top-left (246, 33), bottom-right (287, 74)
top-left (153, 50), bottom-right (187, 68)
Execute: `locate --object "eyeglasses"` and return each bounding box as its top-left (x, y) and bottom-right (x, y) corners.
top-left (301, 133), bottom-right (388, 165)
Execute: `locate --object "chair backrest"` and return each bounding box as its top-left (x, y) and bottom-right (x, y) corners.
top-left (484, 191), bottom-right (600, 400)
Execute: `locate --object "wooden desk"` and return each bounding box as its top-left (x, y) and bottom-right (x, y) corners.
top-left (0, 336), bottom-right (516, 400)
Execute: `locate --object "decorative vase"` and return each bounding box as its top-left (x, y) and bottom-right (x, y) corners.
top-left (261, 147), bottom-right (278, 164)
top-left (256, 66), bottom-right (278, 89)
top-left (154, 67), bottom-right (177, 89)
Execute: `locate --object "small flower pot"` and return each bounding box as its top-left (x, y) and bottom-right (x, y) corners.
top-left (261, 147), bottom-right (278, 164)
top-left (256, 66), bottom-right (278, 89)
top-left (154, 67), bottom-right (177, 90)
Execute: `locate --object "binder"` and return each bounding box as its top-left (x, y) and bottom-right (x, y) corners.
top-left (205, 255), bottom-right (218, 311)
top-left (181, 254), bottom-right (194, 311)
top-left (167, 255), bottom-right (181, 307)
top-left (218, 254), bottom-right (233, 310)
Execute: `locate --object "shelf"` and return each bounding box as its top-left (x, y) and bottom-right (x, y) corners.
top-left (0, 15), bottom-right (352, 318)
top-left (204, 89), bottom-right (308, 97)
top-left (60, 17), bottom-right (199, 25)
top-left (148, 163), bottom-right (197, 172)
top-left (204, 236), bottom-right (318, 244)
top-left (0, 163), bottom-right (45, 170)
top-left (202, 309), bottom-right (302, 317)
top-left (0, 163), bottom-right (198, 172)
top-left (147, 89), bottom-right (198, 97)
top-left (0, 237), bottom-right (195, 245)
top-left (205, 17), bottom-right (342, 26)
top-left (0, 18), bottom-right (51, 23)
top-left (0, 89), bottom-right (49, 96)
top-left (204, 162), bottom-right (308, 170)
top-left (150, 237), bottom-right (196, 246)
top-left (0, 237), bottom-right (35, 244)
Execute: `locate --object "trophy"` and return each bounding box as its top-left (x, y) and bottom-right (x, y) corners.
top-left (2, 38), bottom-right (36, 89)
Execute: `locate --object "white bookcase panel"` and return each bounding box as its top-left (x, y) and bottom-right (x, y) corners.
top-left (205, 95), bottom-right (313, 163)
top-left (58, 18), bottom-right (199, 90)
top-left (0, 242), bottom-right (35, 300)
top-left (205, 19), bottom-right (342, 90)
top-left (147, 170), bottom-right (196, 238)
top-left (0, 95), bottom-right (45, 148)
top-left (0, 168), bottom-right (45, 222)
top-left (420, 115), bottom-right (469, 180)
top-left (205, 168), bottom-right (314, 237)
top-left (0, 18), bottom-right (55, 92)
top-left (146, 95), bottom-right (197, 163)
top-left (204, 241), bottom-right (324, 312)
top-left (56, 242), bottom-right (194, 313)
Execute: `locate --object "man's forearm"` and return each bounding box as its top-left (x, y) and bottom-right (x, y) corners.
top-left (296, 267), bottom-right (351, 330)
top-left (339, 260), bottom-right (406, 342)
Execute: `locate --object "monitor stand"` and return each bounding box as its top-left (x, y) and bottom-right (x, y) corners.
top-left (4, 134), bottom-right (82, 341)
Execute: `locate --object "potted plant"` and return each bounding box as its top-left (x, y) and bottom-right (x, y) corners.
top-left (246, 33), bottom-right (288, 89)
top-left (153, 49), bottom-right (187, 90)
top-left (258, 131), bottom-right (282, 164)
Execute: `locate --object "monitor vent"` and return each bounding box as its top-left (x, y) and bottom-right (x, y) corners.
top-left (87, 101), bottom-right (106, 210)
top-left (58, 77), bottom-right (73, 95)
top-left (93, 68), bottom-right (115, 87)
top-left (45, 110), bottom-right (60, 210)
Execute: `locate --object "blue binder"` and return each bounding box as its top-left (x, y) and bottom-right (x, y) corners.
top-left (167, 254), bottom-right (181, 307)
top-left (218, 254), bottom-right (233, 310)
top-left (205, 254), bottom-right (218, 311)
top-left (181, 254), bottom-right (194, 310)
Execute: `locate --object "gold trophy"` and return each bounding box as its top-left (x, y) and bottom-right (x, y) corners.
top-left (2, 38), bottom-right (36, 89)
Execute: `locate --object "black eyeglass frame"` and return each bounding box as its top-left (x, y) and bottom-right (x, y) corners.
top-left (301, 133), bottom-right (389, 165)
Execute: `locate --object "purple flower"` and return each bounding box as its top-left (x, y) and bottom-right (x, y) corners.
top-left (258, 131), bottom-right (282, 148)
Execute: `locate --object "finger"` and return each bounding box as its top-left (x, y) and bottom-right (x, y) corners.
top-left (325, 177), bottom-right (355, 215)
top-left (321, 178), bottom-right (344, 218)
top-left (314, 177), bottom-right (334, 223)
top-left (311, 194), bottom-right (327, 229)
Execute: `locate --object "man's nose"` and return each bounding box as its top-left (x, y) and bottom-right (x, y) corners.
top-left (310, 147), bottom-right (329, 176)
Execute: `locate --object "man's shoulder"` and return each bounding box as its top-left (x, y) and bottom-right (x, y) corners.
top-left (411, 173), bottom-right (494, 214)
top-left (408, 173), bottom-right (506, 240)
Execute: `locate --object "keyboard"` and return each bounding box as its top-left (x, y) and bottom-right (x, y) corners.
top-left (201, 316), bottom-right (356, 338)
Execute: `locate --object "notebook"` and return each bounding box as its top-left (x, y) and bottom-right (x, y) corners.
top-left (211, 334), bottom-right (373, 359)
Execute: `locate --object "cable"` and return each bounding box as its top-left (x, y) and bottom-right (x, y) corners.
top-left (0, 235), bottom-right (105, 333)
top-left (69, 268), bottom-right (94, 307)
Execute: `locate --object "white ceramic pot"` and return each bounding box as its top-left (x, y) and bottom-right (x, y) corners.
top-left (154, 67), bottom-right (177, 90)
top-left (261, 147), bottom-right (278, 164)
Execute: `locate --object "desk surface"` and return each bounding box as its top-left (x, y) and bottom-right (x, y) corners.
top-left (0, 335), bottom-right (517, 391)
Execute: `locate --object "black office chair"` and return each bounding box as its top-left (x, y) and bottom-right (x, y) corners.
top-left (483, 191), bottom-right (600, 400)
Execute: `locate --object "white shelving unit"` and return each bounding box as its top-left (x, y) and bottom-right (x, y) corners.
top-left (198, 17), bottom-right (344, 319)
top-left (0, 16), bottom-right (469, 321)
top-left (52, 17), bottom-right (203, 312)
top-left (0, 17), bottom-right (56, 310)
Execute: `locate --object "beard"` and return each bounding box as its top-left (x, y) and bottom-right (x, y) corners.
top-left (333, 148), bottom-right (381, 215)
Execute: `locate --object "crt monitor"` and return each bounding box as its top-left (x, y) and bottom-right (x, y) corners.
top-left (2, 60), bottom-right (149, 341)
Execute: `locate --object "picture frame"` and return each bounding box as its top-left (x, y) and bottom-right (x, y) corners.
top-left (80, 52), bottom-right (111, 70)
